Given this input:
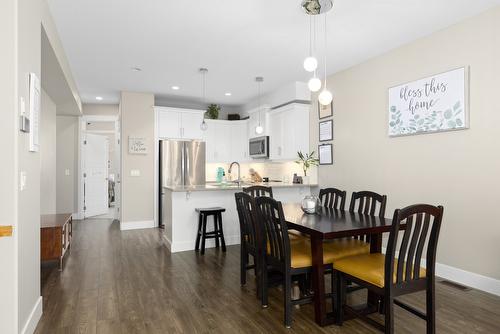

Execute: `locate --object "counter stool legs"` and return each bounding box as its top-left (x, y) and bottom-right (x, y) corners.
top-left (195, 214), bottom-right (202, 252)
top-left (200, 214), bottom-right (208, 255)
top-left (217, 212), bottom-right (226, 252)
top-left (195, 208), bottom-right (227, 255)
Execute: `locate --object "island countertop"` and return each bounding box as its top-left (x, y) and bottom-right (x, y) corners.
top-left (163, 181), bottom-right (317, 192)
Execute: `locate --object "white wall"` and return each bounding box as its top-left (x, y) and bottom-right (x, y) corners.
top-left (0, 0), bottom-right (19, 332)
top-left (83, 103), bottom-right (119, 116)
top-left (40, 89), bottom-right (57, 215)
top-left (310, 7), bottom-right (500, 282)
top-left (56, 116), bottom-right (79, 214)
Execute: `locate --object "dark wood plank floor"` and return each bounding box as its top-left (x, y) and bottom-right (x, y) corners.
top-left (35, 219), bottom-right (500, 333)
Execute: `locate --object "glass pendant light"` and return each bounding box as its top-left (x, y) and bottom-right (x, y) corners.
top-left (199, 68), bottom-right (208, 131)
top-left (303, 16), bottom-right (318, 72)
top-left (255, 77), bottom-right (264, 135)
top-left (318, 13), bottom-right (333, 106)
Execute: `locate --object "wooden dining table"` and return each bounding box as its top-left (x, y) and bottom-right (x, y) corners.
top-left (282, 203), bottom-right (398, 326)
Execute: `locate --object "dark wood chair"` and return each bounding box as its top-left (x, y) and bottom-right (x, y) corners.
top-left (234, 192), bottom-right (260, 289)
top-left (349, 190), bottom-right (387, 218)
top-left (255, 196), bottom-right (338, 328)
top-left (319, 188), bottom-right (347, 210)
top-left (243, 185), bottom-right (273, 198)
top-left (334, 204), bottom-right (444, 334)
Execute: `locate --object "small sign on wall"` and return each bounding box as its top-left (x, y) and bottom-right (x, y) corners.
top-left (128, 137), bottom-right (148, 154)
top-left (388, 67), bottom-right (469, 137)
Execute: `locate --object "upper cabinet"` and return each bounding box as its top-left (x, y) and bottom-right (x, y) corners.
top-left (156, 107), bottom-right (205, 140)
top-left (203, 120), bottom-right (249, 163)
top-left (268, 103), bottom-right (310, 161)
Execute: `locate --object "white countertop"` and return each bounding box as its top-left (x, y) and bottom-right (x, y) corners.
top-left (164, 181), bottom-right (317, 192)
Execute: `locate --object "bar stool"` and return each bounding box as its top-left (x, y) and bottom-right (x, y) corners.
top-left (195, 207), bottom-right (226, 255)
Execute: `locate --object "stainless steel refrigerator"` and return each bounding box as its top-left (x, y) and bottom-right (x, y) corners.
top-left (159, 140), bottom-right (206, 226)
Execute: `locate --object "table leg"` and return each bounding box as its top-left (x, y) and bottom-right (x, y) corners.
top-left (368, 233), bottom-right (382, 308)
top-left (310, 235), bottom-right (333, 326)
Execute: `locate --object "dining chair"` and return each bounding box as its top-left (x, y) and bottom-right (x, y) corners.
top-left (255, 196), bottom-right (338, 328)
top-left (349, 190), bottom-right (387, 218)
top-left (234, 192), bottom-right (260, 290)
top-left (334, 204), bottom-right (444, 334)
top-left (243, 185), bottom-right (273, 198)
top-left (319, 187), bottom-right (347, 210)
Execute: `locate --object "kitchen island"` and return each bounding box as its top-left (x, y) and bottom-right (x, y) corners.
top-left (162, 182), bottom-right (316, 253)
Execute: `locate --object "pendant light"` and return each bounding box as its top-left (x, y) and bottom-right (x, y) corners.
top-left (199, 68), bottom-right (208, 131)
top-left (255, 77), bottom-right (264, 135)
top-left (303, 16), bottom-right (318, 72)
top-left (318, 13), bottom-right (333, 106)
top-left (308, 16), bottom-right (322, 92)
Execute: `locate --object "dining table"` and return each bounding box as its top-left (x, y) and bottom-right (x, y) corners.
top-left (282, 203), bottom-right (400, 326)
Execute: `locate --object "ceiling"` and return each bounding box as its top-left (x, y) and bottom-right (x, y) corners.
top-left (47, 0), bottom-right (500, 106)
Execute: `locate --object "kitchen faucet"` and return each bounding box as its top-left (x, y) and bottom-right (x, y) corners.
top-left (228, 161), bottom-right (241, 185)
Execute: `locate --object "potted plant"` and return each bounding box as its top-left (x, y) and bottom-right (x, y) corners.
top-left (205, 104), bottom-right (220, 120)
top-left (295, 151), bottom-right (319, 184)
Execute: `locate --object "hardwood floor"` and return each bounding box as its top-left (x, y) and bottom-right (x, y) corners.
top-left (36, 219), bottom-right (500, 333)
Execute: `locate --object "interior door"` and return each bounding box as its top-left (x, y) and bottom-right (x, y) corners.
top-left (84, 134), bottom-right (109, 218)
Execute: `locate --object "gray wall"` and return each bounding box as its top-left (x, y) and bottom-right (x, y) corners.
top-left (56, 116), bottom-right (79, 214)
top-left (40, 89), bottom-right (57, 215)
top-left (310, 7), bottom-right (500, 280)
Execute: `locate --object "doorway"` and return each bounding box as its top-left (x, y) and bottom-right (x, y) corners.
top-left (79, 115), bottom-right (120, 220)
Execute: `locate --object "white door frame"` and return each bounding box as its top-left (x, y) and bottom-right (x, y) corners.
top-left (78, 115), bottom-right (120, 220)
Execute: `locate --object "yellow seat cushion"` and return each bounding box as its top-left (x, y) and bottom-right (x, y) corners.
top-left (334, 253), bottom-right (426, 288)
top-left (322, 239), bottom-right (370, 261)
top-left (289, 241), bottom-right (340, 269)
top-left (288, 230), bottom-right (309, 242)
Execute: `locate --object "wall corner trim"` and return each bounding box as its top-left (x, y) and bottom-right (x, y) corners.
top-left (21, 296), bottom-right (43, 334)
top-left (120, 220), bottom-right (155, 231)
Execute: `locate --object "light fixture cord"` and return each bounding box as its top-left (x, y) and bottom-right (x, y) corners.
top-left (203, 71), bottom-right (206, 104)
top-left (323, 13), bottom-right (327, 88)
top-left (309, 15), bottom-right (313, 56)
top-left (258, 79), bottom-right (262, 126)
top-left (313, 15), bottom-right (317, 79)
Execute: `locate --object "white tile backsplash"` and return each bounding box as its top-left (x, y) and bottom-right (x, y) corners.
top-left (206, 161), bottom-right (317, 184)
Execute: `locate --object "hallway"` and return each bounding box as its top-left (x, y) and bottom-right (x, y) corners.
top-left (35, 219), bottom-right (500, 333)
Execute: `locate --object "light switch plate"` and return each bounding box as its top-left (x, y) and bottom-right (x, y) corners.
top-left (65, 169), bottom-right (70, 176)
top-left (20, 171), bottom-right (27, 191)
top-left (130, 169), bottom-right (141, 177)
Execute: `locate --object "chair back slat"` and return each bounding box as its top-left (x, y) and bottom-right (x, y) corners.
top-left (405, 213), bottom-right (423, 282)
top-left (234, 192), bottom-right (259, 253)
top-left (243, 186), bottom-right (273, 198)
top-left (385, 204), bottom-right (444, 288)
top-left (414, 214), bottom-right (431, 279)
top-left (349, 191), bottom-right (387, 218)
top-left (255, 196), bottom-right (290, 268)
top-left (396, 215), bottom-right (413, 283)
top-left (319, 188), bottom-right (346, 210)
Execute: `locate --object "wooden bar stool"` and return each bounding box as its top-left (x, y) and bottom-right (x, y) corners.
top-left (195, 207), bottom-right (226, 255)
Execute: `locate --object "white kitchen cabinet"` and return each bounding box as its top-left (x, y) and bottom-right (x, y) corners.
top-left (268, 103), bottom-right (310, 161)
top-left (203, 120), bottom-right (249, 163)
top-left (156, 107), bottom-right (204, 139)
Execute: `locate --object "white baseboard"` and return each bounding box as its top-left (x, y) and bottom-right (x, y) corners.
top-left (162, 234), bottom-right (172, 251)
top-left (169, 235), bottom-right (240, 253)
top-left (21, 296), bottom-right (42, 334)
top-left (381, 247), bottom-right (500, 296)
top-left (120, 220), bottom-right (155, 231)
top-left (72, 212), bottom-right (83, 220)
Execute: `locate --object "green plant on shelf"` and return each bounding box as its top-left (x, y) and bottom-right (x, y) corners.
top-left (205, 104), bottom-right (220, 120)
top-left (295, 151), bottom-right (319, 177)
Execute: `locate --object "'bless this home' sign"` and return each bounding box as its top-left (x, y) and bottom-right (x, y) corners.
top-left (388, 67), bottom-right (468, 137)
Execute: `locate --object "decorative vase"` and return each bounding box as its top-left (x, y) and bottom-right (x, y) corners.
top-left (301, 195), bottom-right (320, 214)
top-left (302, 175), bottom-right (310, 185)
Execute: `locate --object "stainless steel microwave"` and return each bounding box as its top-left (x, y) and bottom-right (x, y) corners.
top-left (249, 136), bottom-right (269, 159)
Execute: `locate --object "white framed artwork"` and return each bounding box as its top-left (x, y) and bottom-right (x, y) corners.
top-left (128, 137), bottom-right (148, 154)
top-left (29, 73), bottom-right (41, 152)
top-left (388, 67), bottom-right (469, 137)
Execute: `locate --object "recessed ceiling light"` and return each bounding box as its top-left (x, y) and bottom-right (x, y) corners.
top-left (225, 92), bottom-right (232, 96)
top-left (95, 96), bottom-right (103, 101)
top-left (171, 86), bottom-right (180, 90)
top-left (131, 67), bottom-right (142, 72)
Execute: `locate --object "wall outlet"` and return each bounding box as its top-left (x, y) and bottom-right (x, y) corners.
top-left (130, 169), bottom-right (141, 177)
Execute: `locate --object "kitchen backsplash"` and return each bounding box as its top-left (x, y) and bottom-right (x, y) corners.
top-left (206, 161), bottom-right (318, 184)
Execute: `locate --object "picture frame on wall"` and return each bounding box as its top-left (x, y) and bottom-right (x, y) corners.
top-left (319, 119), bottom-right (333, 142)
top-left (318, 101), bottom-right (333, 119)
top-left (318, 144), bottom-right (333, 165)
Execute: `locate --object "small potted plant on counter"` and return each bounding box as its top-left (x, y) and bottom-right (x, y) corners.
top-left (295, 151), bottom-right (319, 184)
top-left (205, 104), bottom-right (220, 120)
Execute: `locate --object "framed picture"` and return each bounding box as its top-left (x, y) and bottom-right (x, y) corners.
top-left (128, 137), bottom-right (148, 154)
top-left (319, 119), bottom-right (333, 142)
top-left (388, 66), bottom-right (469, 137)
top-left (318, 144), bottom-right (333, 165)
top-left (318, 101), bottom-right (333, 119)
